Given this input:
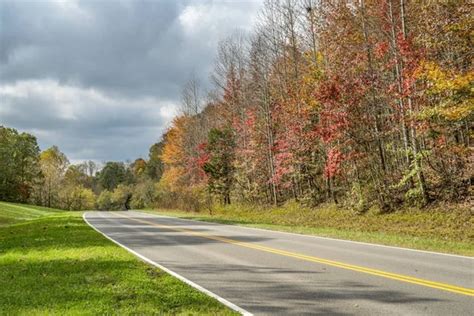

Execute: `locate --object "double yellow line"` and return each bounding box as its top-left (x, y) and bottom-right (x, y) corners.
top-left (112, 212), bottom-right (474, 297)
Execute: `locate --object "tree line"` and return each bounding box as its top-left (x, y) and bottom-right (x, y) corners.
top-left (158, 0), bottom-right (472, 212)
top-left (0, 126), bottom-right (164, 210)
top-left (2, 1), bottom-right (471, 213)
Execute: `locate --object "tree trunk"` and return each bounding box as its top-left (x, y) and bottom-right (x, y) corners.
top-left (399, 0), bottom-right (429, 205)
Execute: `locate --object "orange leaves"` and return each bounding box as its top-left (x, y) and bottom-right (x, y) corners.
top-left (161, 116), bottom-right (190, 165)
top-left (160, 116), bottom-right (192, 191)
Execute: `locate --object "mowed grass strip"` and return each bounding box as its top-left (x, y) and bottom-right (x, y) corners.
top-left (147, 202), bottom-right (474, 257)
top-left (0, 201), bottom-right (64, 226)
top-left (0, 207), bottom-right (236, 315)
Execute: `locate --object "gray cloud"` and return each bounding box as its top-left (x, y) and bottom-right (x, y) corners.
top-left (0, 79), bottom-right (172, 162)
top-left (0, 0), bottom-right (262, 162)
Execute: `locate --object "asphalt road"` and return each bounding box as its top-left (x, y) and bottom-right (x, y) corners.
top-left (84, 210), bottom-right (474, 315)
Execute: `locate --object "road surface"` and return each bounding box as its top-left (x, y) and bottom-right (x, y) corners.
top-left (84, 211), bottom-right (473, 315)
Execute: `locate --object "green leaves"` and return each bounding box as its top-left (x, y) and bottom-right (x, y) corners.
top-left (0, 126), bottom-right (41, 203)
top-left (203, 128), bottom-right (235, 205)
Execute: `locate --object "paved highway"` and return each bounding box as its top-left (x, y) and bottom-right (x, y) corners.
top-left (84, 211), bottom-right (473, 315)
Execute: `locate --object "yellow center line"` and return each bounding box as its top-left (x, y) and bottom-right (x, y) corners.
top-left (111, 212), bottom-right (474, 297)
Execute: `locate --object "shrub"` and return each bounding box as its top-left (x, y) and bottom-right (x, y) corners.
top-left (130, 180), bottom-right (156, 209)
top-left (97, 190), bottom-right (113, 210)
top-left (110, 184), bottom-right (132, 210)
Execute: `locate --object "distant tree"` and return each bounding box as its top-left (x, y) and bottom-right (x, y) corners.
top-left (97, 190), bottom-right (113, 210)
top-left (97, 162), bottom-right (128, 191)
top-left (59, 185), bottom-right (95, 211)
top-left (0, 126), bottom-right (41, 202)
top-left (111, 184), bottom-right (132, 210)
top-left (130, 179), bottom-right (156, 209)
top-left (57, 164), bottom-right (96, 210)
top-left (77, 160), bottom-right (97, 177)
top-left (181, 73), bottom-right (202, 116)
top-left (131, 158), bottom-right (147, 178)
top-left (39, 146), bottom-right (69, 208)
top-left (74, 187), bottom-right (95, 210)
top-left (146, 142), bottom-right (164, 180)
top-left (64, 165), bottom-right (89, 187)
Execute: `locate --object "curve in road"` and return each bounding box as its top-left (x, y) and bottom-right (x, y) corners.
top-left (84, 211), bottom-right (474, 315)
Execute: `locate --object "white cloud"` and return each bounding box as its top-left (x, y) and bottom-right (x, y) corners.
top-left (179, 2), bottom-right (261, 38)
top-left (52, 0), bottom-right (94, 21)
top-left (0, 79), bottom-right (176, 161)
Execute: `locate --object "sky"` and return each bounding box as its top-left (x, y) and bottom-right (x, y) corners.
top-left (0, 0), bottom-right (262, 163)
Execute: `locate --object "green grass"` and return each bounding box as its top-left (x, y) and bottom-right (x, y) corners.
top-left (145, 202), bottom-right (474, 257)
top-left (0, 202), bottom-right (236, 315)
top-left (0, 201), bottom-right (64, 226)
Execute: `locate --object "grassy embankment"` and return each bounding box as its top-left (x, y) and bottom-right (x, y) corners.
top-left (147, 201), bottom-right (473, 256)
top-left (0, 201), bottom-right (236, 315)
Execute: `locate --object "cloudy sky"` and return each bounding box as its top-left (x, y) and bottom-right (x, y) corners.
top-left (0, 0), bottom-right (262, 163)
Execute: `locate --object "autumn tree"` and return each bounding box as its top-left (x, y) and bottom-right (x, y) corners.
top-left (157, 0), bottom-right (471, 211)
top-left (38, 146), bottom-right (69, 208)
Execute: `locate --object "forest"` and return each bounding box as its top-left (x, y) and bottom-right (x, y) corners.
top-left (157, 0), bottom-right (472, 212)
top-left (0, 125), bottom-right (163, 210)
top-left (1, 0), bottom-right (472, 213)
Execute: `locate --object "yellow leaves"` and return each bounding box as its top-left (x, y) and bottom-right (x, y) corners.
top-left (317, 51), bottom-right (324, 66)
top-left (40, 148), bottom-right (57, 163)
top-left (301, 51), bottom-right (324, 110)
top-left (416, 61), bottom-right (473, 121)
top-left (417, 61), bottom-right (473, 93)
top-left (419, 99), bottom-right (474, 122)
top-left (302, 51), bottom-right (325, 69)
top-left (160, 167), bottom-right (186, 192)
top-left (133, 159), bottom-right (147, 176)
top-left (439, 99), bottom-right (474, 121)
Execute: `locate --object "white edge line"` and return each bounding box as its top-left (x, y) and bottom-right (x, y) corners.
top-left (132, 210), bottom-right (473, 260)
top-left (82, 212), bottom-right (253, 316)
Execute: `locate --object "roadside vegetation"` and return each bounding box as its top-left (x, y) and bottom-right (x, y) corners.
top-left (148, 202), bottom-right (474, 256)
top-left (153, 0), bottom-right (472, 215)
top-left (0, 202), bottom-right (64, 226)
top-left (0, 1), bottom-right (471, 259)
top-left (0, 202), bottom-right (236, 315)
top-left (145, 1), bottom-right (472, 258)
